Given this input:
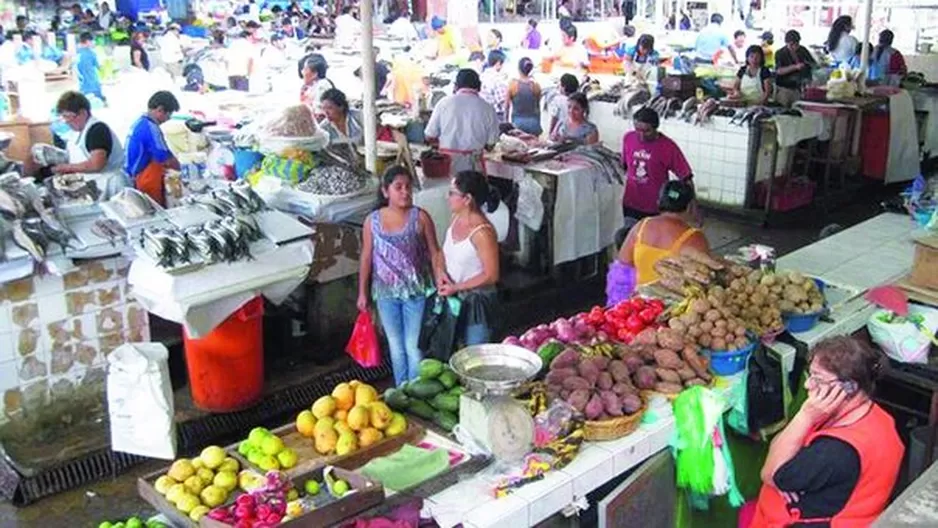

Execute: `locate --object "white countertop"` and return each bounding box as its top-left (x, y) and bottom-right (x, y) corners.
top-left (427, 417), bottom-right (675, 528)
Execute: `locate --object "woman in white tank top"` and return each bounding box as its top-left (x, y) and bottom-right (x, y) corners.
top-left (438, 171), bottom-right (501, 345)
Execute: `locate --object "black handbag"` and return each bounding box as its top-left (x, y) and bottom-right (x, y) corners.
top-left (747, 345), bottom-right (786, 434)
top-left (418, 294), bottom-right (460, 362)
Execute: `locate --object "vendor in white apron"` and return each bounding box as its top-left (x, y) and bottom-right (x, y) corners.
top-left (424, 69), bottom-right (500, 175)
top-left (51, 91), bottom-right (127, 199)
top-left (731, 46), bottom-right (773, 106)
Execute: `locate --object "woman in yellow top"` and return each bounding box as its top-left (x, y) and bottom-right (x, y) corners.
top-left (607, 180), bottom-right (708, 304)
top-left (430, 17), bottom-right (458, 59)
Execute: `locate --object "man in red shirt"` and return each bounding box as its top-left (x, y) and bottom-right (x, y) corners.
top-left (620, 107), bottom-right (693, 225)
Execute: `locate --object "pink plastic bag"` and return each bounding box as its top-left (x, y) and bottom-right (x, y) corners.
top-left (346, 311), bottom-right (382, 368)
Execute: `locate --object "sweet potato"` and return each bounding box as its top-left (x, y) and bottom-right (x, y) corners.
top-left (600, 391), bottom-right (624, 417)
top-left (655, 382), bottom-right (683, 394)
top-left (681, 345), bottom-right (712, 382)
top-left (612, 382), bottom-right (636, 396)
top-left (684, 378), bottom-right (707, 387)
top-left (633, 328), bottom-right (659, 346)
top-left (622, 393), bottom-right (643, 414)
top-left (588, 356), bottom-right (611, 371)
top-left (633, 366), bottom-right (658, 390)
top-left (550, 349), bottom-right (580, 370)
top-left (560, 389), bottom-right (571, 400)
top-left (622, 354), bottom-right (645, 372)
top-left (567, 389), bottom-right (591, 412)
top-left (578, 361), bottom-right (601, 386)
top-left (677, 366), bottom-right (697, 381)
top-left (655, 368), bottom-right (682, 384)
top-left (597, 371), bottom-right (614, 390)
top-left (585, 393), bottom-right (605, 420)
top-left (653, 349), bottom-right (684, 369)
top-left (608, 360), bottom-right (631, 384)
top-left (656, 328), bottom-right (684, 351)
top-left (544, 368), bottom-right (577, 388)
top-left (562, 376), bottom-right (593, 391)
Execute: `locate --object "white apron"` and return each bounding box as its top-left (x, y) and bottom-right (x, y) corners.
top-left (739, 71), bottom-right (765, 104)
top-left (68, 117), bottom-right (127, 200)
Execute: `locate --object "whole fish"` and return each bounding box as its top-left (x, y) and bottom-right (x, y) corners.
top-left (12, 219), bottom-right (46, 262)
top-left (91, 218), bottom-right (127, 246)
top-left (112, 189), bottom-right (156, 219)
top-left (0, 188), bottom-right (26, 218)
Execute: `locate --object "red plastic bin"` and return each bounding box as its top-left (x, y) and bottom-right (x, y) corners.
top-left (183, 297), bottom-right (265, 412)
top-left (754, 178), bottom-right (817, 212)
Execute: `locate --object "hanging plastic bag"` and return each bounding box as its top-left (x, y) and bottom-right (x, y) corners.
top-left (346, 310), bottom-right (382, 368)
top-left (868, 306), bottom-right (938, 364)
top-left (419, 294), bottom-right (462, 362)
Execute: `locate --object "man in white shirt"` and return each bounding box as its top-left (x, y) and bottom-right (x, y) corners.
top-left (98, 2), bottom-right (113, 29)
top-left (425, 69), bottom-right (500, 174)
top-left (334, 6), bottom-right (360, 49)
top-left (388, 12), bottom-right (419, 44)
top-left (160, 23), bottom-right (184, 79)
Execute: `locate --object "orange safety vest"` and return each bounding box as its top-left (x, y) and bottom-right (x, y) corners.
top-left (750, 404), bottom-right (904, 528)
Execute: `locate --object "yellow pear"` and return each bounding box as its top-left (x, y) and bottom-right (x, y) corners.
top-left (348, 379), bottom-right (362, 390)
top-left (331, 383), bottom-right (355, 411)
top-left (312, 395), bottom-right (337, 419)
top-left (296, 410), bottom-right (317, 437)
top-left (314, 416), bottom-right (336, 438)
top-left (335, 431), bottom-right (358, 456)
top-left (154, 475), bottom-right (177, 495)
top-left (358, 427), bottom-right (384, 448)
top-left (369, 401), bottom-right (393, 430)
top-left (354, 384), bottom-right (379, 407)
top-left (334, 409), bottom-right (348, 422)
top-left (385, 412), bottom-right (407, 437)
top-left (314, 428), bottom-right (338, 455)
top-left (168, 459), bottom-right (196, 482)
top-left (346, 405), bottom-right (370, 431)
top-left (334, 420), bottom-right (353, 436)
top-left (196, 468), bottom-right (215, 487)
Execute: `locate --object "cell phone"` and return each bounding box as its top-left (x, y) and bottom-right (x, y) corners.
top-left (839, 380), bottom-right (858, 396)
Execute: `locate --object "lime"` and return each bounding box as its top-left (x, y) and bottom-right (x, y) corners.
top-left (332, 479), bottom-right (350, 497)
top-left (304, 480), bottom-right (320, 496)
top-left (126, 518), bottom-right (143, 528)
top-left (98, 523), bottom-right (114, 528)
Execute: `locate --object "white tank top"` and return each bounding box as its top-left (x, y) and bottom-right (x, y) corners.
top-left (443, 223), bottom-right (488, 284)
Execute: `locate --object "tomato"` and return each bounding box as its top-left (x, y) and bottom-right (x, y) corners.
top-left (638, 307), bottom-right (658, 324)
top-left (628, 298), bottom-right (646, 311)
top-left (624, 314), bottom-right (645, 332)
top-left (648, 299), bottom-right (666, 312)
top-left (618, 329), bottom-right (637, 344)
top-left (603, 323), bottom-right (619, 336)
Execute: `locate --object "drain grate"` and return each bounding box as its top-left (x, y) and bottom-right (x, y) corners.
top-left (0, 362), bottom-right (392, 506)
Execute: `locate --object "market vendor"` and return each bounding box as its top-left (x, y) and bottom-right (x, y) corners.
top-left (546, 74), bottom-right (581, 141)
top-left (124, 91), bottom-right (181, 206)
top-left (873, 30), bottom-right (907, 87)
top-left (549, 23), bottom-right (589, 71)
top-left (425, 69), bottom-right (500, 174)
top-left (749, 336), bottom-right (903, 527)
top-left (694, 13), bottom-right (737, 64)
top-left (299, 53), bottom-right (334, 116)
top-left (621, 34), bottom-right (660, 69)
top-left (76, 32), bottom-right (105, 103)
top-left (333, 6), bottom-right (360, 50)
top-left (318, 88), bottom-right (363, 144)
top-left (480, 50), bottom-right (509, 122)
top-left (48, 91), bottom-right (126, 198)
top-left (506, 58), bottom-right (543, 136)
top-left (730, 45), bottom-right (772, 105)
top-left (130, 29), bottom-right (150, 71)
top-left (620, 107), bottom-right (693, 223)
top-left (761, 31), bottom-right (775, 68)
top-left (774, 30), bottom-right (817, 107)
top-left (550, 92), bottom-right (598, 145)
top-left (430, 16), bottom-right (458, 59)
top-left (612, 180), bottom-right (707, 291)
top-left (826, 15), bottom-right (858, 66)
top-left (16, 30), bottom-right (69, 67)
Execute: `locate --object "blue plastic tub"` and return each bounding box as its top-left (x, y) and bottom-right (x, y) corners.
top-left (783, 310), bottom-right (825, 333)
top-left (234, 149), bottom-right (264, 180)
top-left (706, 339), bottom-right (757, 376)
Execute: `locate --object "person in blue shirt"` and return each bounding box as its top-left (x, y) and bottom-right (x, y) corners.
top-left (281, 17), bottom-right (306, 41)
top-left (847, 42), bottom-right (883, 83)
top-left (75, 32), bottom-right (105, 103)
top-left (620, 34), bottom-right (660, 69)
top-left (694, 13), bottom-right (738, 64)
top-left (124, 91), bottom-right (180, 206)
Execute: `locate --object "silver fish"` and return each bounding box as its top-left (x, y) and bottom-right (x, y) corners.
top-left (112, 189), bottom-right (155, 219)
top-left (91, 218), bottom-right (127, 246)
top-left (12, 219), bottom-right (46, 262)
top-left (0, 188), bottom-right (25, 218)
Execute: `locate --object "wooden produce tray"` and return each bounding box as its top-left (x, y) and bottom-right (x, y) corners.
top-left (137, 468), bottom-right (207, 528)
top-left (200, 467), bottom-right (383, 528)
top-left (227, 422), bottom-right (425, 479)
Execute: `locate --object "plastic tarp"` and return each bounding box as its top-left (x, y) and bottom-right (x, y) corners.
top-left (117, 0), bottom-right (164, 21)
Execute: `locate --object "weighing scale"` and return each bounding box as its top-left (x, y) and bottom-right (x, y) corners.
top-left (449, 344), bottom-right (542, 461)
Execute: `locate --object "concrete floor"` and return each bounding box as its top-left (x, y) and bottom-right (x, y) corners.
top-left (0, 184), bottom-right (901, 527)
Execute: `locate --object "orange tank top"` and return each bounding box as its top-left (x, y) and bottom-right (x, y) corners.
top-left (633, 219), bottom-right (699, 285)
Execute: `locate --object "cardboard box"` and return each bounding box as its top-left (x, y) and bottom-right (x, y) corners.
top-left (910, 235), bottom-right (938, 291)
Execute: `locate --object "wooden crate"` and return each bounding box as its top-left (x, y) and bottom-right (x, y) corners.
top-left (227, 421), bottom-right (425, 479)
top-left (200, 467), bottom-right (383, 528)
top-left (911, 236), bottom-right (938, 291)
top-left (137, 468), bottom-right (204, 528)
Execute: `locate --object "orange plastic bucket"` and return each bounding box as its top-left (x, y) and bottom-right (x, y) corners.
top-left (183, 297), bottom-right (265, 412)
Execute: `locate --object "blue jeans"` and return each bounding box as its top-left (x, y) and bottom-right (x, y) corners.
top-left (463, 324), bottom-right (491, 346)
top-left (376, 296), bottom-right (426, 386)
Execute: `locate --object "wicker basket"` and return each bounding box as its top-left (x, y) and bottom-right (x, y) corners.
top-left (583, 402), bottom-right (646, 441)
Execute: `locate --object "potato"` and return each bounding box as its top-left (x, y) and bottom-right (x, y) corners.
top-left (691, 298), bottom-right (712, 314)
top-left (684, 378), bottom-right (707, 388)
top-left (704, 309), bottom-right (722, 322)
top-left (711, 337), bottom-right (727, 351)
top-left (779, 300), bottom-right (795, 312)
top-left (784, 285), bottom-right (808, 303)
top-left (622, 393), bottom-right (643, 414)
top-left (734, 325), bottom-right (747, 337)
top-left (633, 328), bottom-right (658, 346)
top-left (680, 311), bottom-right (700, 326)
top-left (608, 360), bottom-right (632, 384)
top-left (655, 382), bottom-right (683, 394)
top-left (633, 366), bottom-right (658, 390)
top-left (698, 333), bottom-right (713, 348)
top-left (688, 326), bottom-right (703, 338)
top-left (550, 349), bottom-right (580, 370)
top-left (597, 372), bottom-right (614, 390)
top-left (734, 337), bottom-right (749, 349)
top-left (711, 326), bottom-right (728, 338)
top-left (567, 389), bottom-right (591, 412)
top-left (656, 329), bottom-right (685, 351)
top-left (653, 349), bottom-right (684, 369)
top-left (562, 376), bottom-right (593, 391)
top-left (714, 319), bottom-right (728, 329)
top-left (668, 318), bottom-right (687, 332)
top-left (600, 391), bottom-right (624, 417)
top-left (656, 368), bottom-right (682, 384)
top-left (699, 320), bottom-right (714, 333)
top-left (585, 393), bottom-right (605, 420)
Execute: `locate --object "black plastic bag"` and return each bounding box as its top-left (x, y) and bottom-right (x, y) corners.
top-left (419, 294), bottom-right (460, 362)
top-left (747, 346), bottom-right (786, 434)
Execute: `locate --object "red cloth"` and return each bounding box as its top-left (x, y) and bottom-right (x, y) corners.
top-left (620, 131), bottom-right (692, 214)
top-left (750, 404), bottom-right (904, 527)
top-left (133, 160), bottom-right (166, 207)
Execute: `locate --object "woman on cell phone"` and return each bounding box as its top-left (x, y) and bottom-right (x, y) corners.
top-left (747, 336), bottom-right (903, 527)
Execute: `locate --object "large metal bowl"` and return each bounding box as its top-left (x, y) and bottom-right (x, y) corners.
top-left (449, 344), bottom-right (542, 396)
top-left (0, 132), bottom-right (13, 151)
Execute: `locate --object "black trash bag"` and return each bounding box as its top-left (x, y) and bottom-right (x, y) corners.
top-left (419, 294), bottom-right (460, 362)
top-left (747, 346), bottom-right (787, 434)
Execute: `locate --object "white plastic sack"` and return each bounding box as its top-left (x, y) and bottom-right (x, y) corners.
top-left (515, 174), bottom-right (544, 231)
top-left (868, 305), bottom-right (938, 364)
top-left (107, 342), bottom-right (177, 459)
